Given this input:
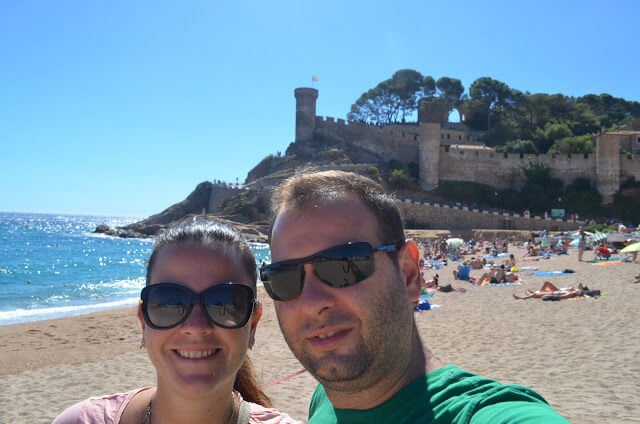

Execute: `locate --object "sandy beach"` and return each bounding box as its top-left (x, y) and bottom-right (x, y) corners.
top-left (1, 241), bottom-right (639, 424)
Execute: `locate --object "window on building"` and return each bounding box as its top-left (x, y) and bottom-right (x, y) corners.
top-left (637, 136), bottom-right (640, 143)
top-left (458, 135), bottom-right (462, 141)
top-left (441, 133), bottom-right (444, 139)
top-left (447, 134), bottom-right (450, 139)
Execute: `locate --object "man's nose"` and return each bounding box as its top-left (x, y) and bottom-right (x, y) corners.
top-left (297, 263), bottom-right (337, 315)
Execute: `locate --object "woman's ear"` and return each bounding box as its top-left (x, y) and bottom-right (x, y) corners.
top-left (137, 300), bottom-right (146, 331)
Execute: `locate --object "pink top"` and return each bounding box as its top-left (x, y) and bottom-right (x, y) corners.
top-left (52, 387), bottom-right (301, 424)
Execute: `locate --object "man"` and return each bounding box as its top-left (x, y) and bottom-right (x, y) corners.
top-left (596, 243), bottom-right (611, 260)
top-left (262, 170), bottom-right (568, 423)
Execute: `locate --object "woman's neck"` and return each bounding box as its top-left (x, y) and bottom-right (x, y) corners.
top-left (150, 384), bottom-right (237, 424)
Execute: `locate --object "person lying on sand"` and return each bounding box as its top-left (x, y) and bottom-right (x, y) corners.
top-left (513, 282), bottom-right (586, 300)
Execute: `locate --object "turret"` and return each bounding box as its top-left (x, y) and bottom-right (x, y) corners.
top-left (595, 132), bottom-right (621, 204)
top-left (294, 87), bottom-right (319, 142)
top-left (419, 123), bottom-right (441, 190)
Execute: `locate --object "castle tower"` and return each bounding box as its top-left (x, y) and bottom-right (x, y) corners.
top-left (595, 132), bottom-right (621, 204)
top-left (419, 123), bottom-right (441, 190)
top-left (294, 87), bottom-right (319, 142)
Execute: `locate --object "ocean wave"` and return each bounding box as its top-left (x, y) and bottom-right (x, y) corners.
top-left (0, 297), bottom-right (140, 326)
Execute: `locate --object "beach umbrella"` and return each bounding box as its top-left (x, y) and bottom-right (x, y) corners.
top-left (446, 238), bottom-right (464, 248)
top-left (620, 242), bottom-right (640, 253)
top-left (589, 232), bottom-right (607, 244)
top-left (569, 237), bottom-right (580, 247)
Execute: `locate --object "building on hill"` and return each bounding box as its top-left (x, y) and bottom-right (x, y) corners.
top-left (294, 87), bottom-right (640, 204)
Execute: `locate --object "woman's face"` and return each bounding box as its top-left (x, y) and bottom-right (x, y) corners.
top-left (139, 243), bottom-right (259, 397)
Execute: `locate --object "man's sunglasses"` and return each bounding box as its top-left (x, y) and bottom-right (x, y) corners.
top-left (259, 241), bottom-right (400, 301)
top-left (140, 282), bottom-right (256, 330)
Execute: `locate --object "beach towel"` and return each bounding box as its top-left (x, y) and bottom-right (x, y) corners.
top-left (592, 260), bottom-right (626, 266)
top-left (587, 257), bottom-right (623, 263)
top-left (483, 253), bottom-right (508, 259)
top-left (520, 266), bottom-right (538, 271)
top-left (534, 271), bottom-right (572, 277)
top-left (481, 281), bottom-right (522, 286)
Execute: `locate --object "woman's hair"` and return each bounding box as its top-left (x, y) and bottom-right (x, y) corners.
top-left (146, 219), bottom-right (272, 407)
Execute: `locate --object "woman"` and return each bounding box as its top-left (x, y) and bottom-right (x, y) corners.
top-left (53, 219), bottom-right (299, 424)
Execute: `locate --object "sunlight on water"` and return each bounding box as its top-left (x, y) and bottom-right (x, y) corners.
top-left (0, 213), bottom-right (272, 326)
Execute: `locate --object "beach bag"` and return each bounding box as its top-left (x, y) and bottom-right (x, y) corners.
top-left (441, 284), bottom-right (453, 292)
top-left (417, 299), bottom-right (431, 310)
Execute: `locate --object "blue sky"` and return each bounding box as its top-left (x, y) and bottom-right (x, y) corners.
top-left (1, 0), bottom-right (638, 217)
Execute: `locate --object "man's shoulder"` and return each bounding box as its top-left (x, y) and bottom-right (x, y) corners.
top-left (308, 366), bottom-right (569, 424)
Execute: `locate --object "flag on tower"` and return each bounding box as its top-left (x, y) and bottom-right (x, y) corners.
top-left (312, 75), bottom-right (318, 82)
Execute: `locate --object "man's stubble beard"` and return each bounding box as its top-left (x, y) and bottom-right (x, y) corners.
top-left (277, 272), bottom-right (415, 393)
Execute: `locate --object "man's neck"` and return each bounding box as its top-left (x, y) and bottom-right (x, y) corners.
top-left (323, 337), bottom-right (445, 410)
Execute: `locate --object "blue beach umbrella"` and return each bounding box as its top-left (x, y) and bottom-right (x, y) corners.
top-left (569, 237), bottom-right (580, 247)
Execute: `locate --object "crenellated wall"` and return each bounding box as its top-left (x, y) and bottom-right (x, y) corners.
top-left (294, 88), bottom-right (640, 205)
top-left (398, 199), bottom-right (583, 231)
top-left (438, 146), bottom-right (597, 189)
top-left (315, 116), bottom-right (421, 164)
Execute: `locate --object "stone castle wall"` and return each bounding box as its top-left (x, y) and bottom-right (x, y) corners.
top-left (315, 116), bottom-right (420, 165)
top-left (621, 154), bottom-right (640, 181)
top-left (398, 199), bottom-right (582, 231)
top-left (293, 87), bottom-right (640, 205)
top-left (438, 146), bottom-right (597, 189)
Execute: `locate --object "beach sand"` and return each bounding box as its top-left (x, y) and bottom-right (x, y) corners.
top-left (1, 243), bottom-right (639, 423)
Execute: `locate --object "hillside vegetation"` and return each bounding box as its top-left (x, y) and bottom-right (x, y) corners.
top-left (348, 69), bottom-right (640, 155)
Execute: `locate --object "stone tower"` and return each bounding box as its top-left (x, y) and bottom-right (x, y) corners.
top-left (595, 132), bottom-right (621, 204)
top-left (294, 87), bottom-right (319, 142)
top-left (419, 123), bottom-right (441, 190)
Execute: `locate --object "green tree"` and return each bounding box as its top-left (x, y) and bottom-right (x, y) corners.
top-left (348, 69), bottom-right (433, 124)
top-left (467, 77), bottom-right (520, 131)
top-left (495, 139), bottom-right (538, 154)
top-left (564, 178), bottom-right (601, 214)
top-left (548, 134), bottom-right (594, 155)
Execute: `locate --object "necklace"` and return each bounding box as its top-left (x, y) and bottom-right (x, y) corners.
top-left (142, 391), bottom-right (237, 424)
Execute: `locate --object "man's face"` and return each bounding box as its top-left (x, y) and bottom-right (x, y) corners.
top-left (270, 198), bottom-right (416, 392)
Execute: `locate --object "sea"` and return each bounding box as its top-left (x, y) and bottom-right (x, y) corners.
top-left (0, 212), bottom-right (271, 327)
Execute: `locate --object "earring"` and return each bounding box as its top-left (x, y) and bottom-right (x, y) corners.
top-left (140, 336), bottom-right (146, 349)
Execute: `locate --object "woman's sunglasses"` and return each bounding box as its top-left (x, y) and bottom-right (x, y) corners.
top-left (259, 241), bottom-right (400, 301)
top-left (140, 282), bottom-right (256, 330)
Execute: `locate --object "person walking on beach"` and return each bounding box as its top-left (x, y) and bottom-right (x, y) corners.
top-left (261, 170), bottom-right (569, 423)
top-left (578, 227), bottom-right (586, 262)
top-left (53, 220), bottom-right (299, 424)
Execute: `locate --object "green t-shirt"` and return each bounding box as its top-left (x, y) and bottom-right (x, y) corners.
top-left (308, 365), bottom-right (569, 424)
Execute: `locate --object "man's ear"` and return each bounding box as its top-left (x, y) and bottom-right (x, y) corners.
top-left (398, 240), bottom-right (421, 304)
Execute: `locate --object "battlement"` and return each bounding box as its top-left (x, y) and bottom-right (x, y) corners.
top-left (398, 196), bottom-right (583, 231)
top-left (293, 87), bottom-right (640, 208)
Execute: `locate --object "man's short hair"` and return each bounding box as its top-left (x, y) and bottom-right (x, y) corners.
top-left (268, 170), bottom-right (405, 246)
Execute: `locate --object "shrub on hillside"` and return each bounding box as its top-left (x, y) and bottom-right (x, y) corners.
top-left (388, 169), bottom-right (411, 189)
top-left (367, 166), bottom-right (379, 178)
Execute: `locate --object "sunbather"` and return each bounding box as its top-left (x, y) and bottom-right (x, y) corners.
top-left (513, 282), bottom-right (585, 300)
